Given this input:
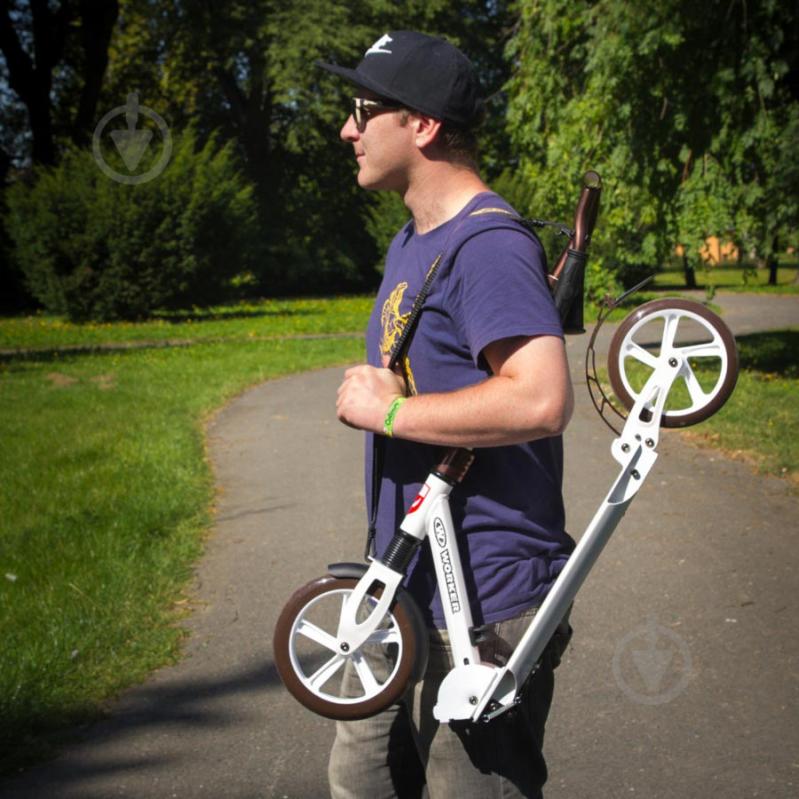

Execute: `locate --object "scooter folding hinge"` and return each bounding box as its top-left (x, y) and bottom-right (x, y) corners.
top-left (479, 695), bottom-right (522, 724)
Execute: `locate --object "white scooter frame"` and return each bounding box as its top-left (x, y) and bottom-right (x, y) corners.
top-left (333, 343), bottom-right (672, 724)
top-left (274, 295), bottom-right (738, 724)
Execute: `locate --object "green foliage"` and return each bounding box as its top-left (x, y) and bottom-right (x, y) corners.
top-left (505, 0), bottom-right (799, 292)
top-left (675, 152), bottom-right (735, 260)
top-left (5, 1), bottom-right (796, 306)
top-left (673, 2), bottom-right (799, 271)
top-left (88, 0), bottom-right (515, 297)
top-left (6, 128), bottom-right (258, 321)
top-left (364, 192), bottom-right (411, 273)
top-left (2, 1), bottom-right (517, 304)
top-left (0, 190), bottom-right (33, 312)
top-left (504, 0), bottom-right (660, 295)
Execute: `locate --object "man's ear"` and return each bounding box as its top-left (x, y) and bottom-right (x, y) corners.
top-left (411, 113), bottom-right (443, 150)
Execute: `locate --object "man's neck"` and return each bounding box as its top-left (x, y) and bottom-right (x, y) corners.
top-left (402, 163), bottom-right (490, 235)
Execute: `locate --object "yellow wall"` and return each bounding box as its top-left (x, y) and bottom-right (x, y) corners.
top-left (675, 237), bottom-right (739, 264)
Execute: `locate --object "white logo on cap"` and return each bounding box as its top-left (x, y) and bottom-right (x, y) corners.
top-left (366, 34), bottom-right (393, 55)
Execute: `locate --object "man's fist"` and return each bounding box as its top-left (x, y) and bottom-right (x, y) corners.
top-left (336, 365), bottom-right (406, 433)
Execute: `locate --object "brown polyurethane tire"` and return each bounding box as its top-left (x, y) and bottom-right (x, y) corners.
top-left (607, 298), bottom-right (738, 428)
top-left (273, 576), bottom-right (422, 721)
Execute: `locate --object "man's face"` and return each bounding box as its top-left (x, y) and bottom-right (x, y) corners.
top-left (340, 92), bottom-right (415, 192)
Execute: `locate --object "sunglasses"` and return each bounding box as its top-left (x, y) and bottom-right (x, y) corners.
top-left (351, 97), bottom-right (402, 132)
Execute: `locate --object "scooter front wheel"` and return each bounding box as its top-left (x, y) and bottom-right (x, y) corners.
top-left (273, 576), bottom-right (426, 720)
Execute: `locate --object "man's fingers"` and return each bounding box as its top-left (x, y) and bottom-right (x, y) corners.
top-left (344, 364), bottom-right (368, 379)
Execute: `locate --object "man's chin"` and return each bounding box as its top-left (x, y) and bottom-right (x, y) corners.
top-left (357, 171), bottom-right (380, 190)
top-left (358, 172), bottom-right (398, 192)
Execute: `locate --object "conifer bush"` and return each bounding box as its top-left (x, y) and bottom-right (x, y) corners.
top-left (6, 129), bottom-right (258, 321)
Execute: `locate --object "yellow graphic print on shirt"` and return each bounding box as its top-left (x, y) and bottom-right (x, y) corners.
top-left (380, 281), bottom-right (418, 395)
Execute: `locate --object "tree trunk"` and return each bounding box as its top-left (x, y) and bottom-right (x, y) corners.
top-left (767, 235), bottom-right (780, 286)
top-left (0, 0), bottom-right (75, 166)
top-left (72, 1), bottom-right (120, 147)
top-left (683, 254), bottom-right (697, 288)
top-left (0, 144), bottom-right (10, 185)
top-left (768, 257), bottom-right (778, 286)
top-left (28, 83), bottom-right (57, 166)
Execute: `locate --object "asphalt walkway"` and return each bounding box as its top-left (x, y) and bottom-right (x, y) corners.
top-left (3, 292), bottom-right (798, 798)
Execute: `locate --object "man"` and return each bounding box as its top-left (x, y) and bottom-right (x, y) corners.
top-left (319, 31), bottom-right (575, 799)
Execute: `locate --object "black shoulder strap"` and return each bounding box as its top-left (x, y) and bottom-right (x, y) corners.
top-left (365, 208), bottom-right (533, 559)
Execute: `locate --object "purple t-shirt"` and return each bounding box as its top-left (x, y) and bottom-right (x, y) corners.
top-left (365, 192), bottom-right (575, 627)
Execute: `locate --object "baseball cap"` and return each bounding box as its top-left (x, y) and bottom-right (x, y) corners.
top-left (317, 31), bottom-right (483, 127)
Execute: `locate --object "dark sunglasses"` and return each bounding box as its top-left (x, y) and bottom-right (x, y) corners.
top-left (351, 97), bottom-right (402, 132)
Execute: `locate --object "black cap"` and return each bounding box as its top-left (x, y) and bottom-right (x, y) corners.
top-left (317, 31), bottom-right (483, 127)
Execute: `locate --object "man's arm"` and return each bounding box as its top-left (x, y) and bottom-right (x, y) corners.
top-left (336, 334), bottom-right (573, 448)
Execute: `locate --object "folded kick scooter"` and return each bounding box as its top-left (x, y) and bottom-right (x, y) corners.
top-left (272, 172), bottom-right (739, 723)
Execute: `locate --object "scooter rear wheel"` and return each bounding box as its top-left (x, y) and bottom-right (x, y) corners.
top-left (273, 576), bottom-right (425, 720)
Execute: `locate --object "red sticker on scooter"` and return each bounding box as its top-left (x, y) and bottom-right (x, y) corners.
top-left (408, 485), bottom-right (430, 513)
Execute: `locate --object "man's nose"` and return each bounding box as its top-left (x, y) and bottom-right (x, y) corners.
top-left (340, 114), bottom-right (359, 142)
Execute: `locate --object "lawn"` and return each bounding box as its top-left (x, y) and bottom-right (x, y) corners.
top-left (0, 299), bottom-right (369, 774)
top-left (654, 263), bottom-right (799, 294)
top-left (0, 296), bottom-right (374, 351)
top-left (680, 329), bottom-right (799, 482)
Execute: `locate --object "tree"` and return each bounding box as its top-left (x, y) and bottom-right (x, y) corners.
top-left (7, 128), bottom-right (259, 320)
top-left (673, 0), bottom-right (798, 285)
top-left (0, 0), bottom-right (119, 166)
top-left (504, 0), bottom-right (799, 294)
top-left (1, 1), bottom-right (518, 309)
top-left (97, 0), bottom-right (516, 295)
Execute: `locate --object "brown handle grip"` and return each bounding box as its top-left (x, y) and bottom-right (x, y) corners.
top-left (550, 171), bottom-right (602, 282)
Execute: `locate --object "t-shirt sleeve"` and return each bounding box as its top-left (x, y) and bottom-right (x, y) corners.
top-left (447, 227), bottom-right (564, 366)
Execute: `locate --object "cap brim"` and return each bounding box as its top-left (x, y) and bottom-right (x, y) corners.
top-left (315, 60), bottom-right (401, 103)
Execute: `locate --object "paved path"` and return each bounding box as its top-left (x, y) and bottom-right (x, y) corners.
top-left (3, 293), bottom-right (798, 798)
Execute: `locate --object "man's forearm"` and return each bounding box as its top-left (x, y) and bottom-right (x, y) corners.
top-left (390, 375), bottom-right (572, 448)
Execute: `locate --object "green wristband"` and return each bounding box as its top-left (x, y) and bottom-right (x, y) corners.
top-left (383, 396), bottom-right (407, 438)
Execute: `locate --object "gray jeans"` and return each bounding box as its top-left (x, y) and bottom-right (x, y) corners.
top-left (328, 606), bottom-right (572, 799)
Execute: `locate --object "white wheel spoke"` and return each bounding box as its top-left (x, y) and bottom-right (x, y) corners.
top-left (662, 312), bottom-right (681, 352)
top-left (365, 626), bottom-right (402, 646)
top-left (624, 341), bottom-right (660, 369)
top-left (675, 340), bottom-right (725, 360)
top-left (683, 367), bottom-right (710, 408)
top-left (296, 619), bottom-right (340, 652)
top-left (351, 652), bottom-right (381, 696)
top-left (308, 653), bottom-right (346, 691)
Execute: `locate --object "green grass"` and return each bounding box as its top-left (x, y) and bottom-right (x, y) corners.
top-left (680, 330), bottom-right (799, 480)
top-left (654, 264), bottom-right (799, 294)
top-left (0, 295), bottom-right (374, 351)
top-left (0, 300), bottom-right (369, 774)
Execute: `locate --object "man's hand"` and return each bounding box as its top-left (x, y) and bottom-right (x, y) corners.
top-left (336, 365), bottom-right (406, 433)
